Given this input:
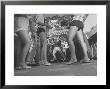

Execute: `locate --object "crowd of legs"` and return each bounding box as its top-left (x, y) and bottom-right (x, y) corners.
top-left (14, 14), bottom-right (94, 70)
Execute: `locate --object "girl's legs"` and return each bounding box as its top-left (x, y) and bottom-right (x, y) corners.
top-left (17, 30), bottom-right (31, 68)
top-left (66, 26), bottom-right (78, 64)
top-left (83, 32), bottom-right (92, 59)
top-left (15, 36), bottom-right (21, 67)
top-left (76, 30), bottom-right (90, 62)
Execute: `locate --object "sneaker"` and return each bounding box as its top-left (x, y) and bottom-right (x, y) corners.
top-left (26, 61), bottom-right (39, 66)
top-left (80, 58), bottom-right (90, 63)
top-left (42, 61), bottom-right (52, 66)
top-left (66, 58), bottom-right (77, 65)
top-left (15, 65), bottom-right (32, 70)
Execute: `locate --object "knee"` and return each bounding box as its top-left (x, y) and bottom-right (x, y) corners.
top-left (68, 37), bottom-right (73, 44)
top-left (23, 39), bottom-right (31, 47)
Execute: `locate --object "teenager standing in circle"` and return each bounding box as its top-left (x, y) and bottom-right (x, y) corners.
top-left (35, 14), bottom-right (52, 66)
top-left (66, 14), bottom-right (90, 64)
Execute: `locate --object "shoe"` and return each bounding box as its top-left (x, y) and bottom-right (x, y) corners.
top-left (39, 60), bottom-right (45, 65)
top-left (43, 62), bottom-right (52, 66)
top-left (26, 61), bottom-right (31, 65)
top-left (15, 66), bottom-right (22, 70)
top-left (15, 65), bottom-right (32, 70)
top-left (66, 59), bottom-right (77, 65)
top-left (26, 61), bottom-right (39, 66)
top-left (80, 58), bottom-right (90, 63)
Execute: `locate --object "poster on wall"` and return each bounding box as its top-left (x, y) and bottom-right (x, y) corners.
top-left (1, 1), bottom-right (107, 86)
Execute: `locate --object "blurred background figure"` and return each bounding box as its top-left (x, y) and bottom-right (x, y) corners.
top-left (26, 14), bottom-right (40, 66)
top-left (36, 14), bottom-right (52, 66)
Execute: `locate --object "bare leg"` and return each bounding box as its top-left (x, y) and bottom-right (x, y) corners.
top-left (66, 26), bottom-right (78, 64)
top-left (14, 36), bottom-right (21, 67)
top-left (26, 41), bottom-right (32, 63)
top-left (14, 16), bottom-right (32, 69)
top-left (17, 30), bottom-right (31, 68)
top-left (83, 33), bottom-right (92, 59)
top-left (76, 30), bottom-right (90, 62)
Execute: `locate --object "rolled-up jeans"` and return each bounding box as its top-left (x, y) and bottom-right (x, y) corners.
top-left (39, 32), bottom-right (47, 62)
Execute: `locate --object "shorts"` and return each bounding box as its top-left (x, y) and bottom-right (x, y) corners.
top-left (69, 20), bottom-right (84, 31)
top-left (14, 16), bottom-right (29, 32)
top-left (37, 27), bottom-right (45, 36)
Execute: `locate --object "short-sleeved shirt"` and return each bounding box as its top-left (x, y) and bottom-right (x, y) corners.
top-left (29, 14), bottom-right (45, 34)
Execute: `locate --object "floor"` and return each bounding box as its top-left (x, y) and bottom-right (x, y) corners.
top-left (14, 60), bottom-right (97, 76)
